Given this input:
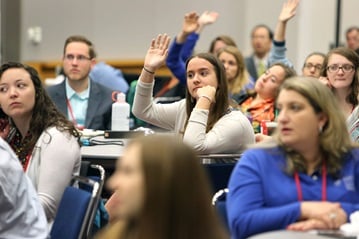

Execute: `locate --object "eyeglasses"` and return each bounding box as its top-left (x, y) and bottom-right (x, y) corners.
top-left (303, 63), bottom-right (322, 71)
top-left (326, 64), bottom-right (355, 73)
top-left (64, 54), bottom-right (92, 62)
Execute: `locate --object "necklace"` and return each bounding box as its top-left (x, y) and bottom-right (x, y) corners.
top-left (8, 128), bottom-right (34, 171)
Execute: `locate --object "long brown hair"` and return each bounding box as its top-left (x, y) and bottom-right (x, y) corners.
top-left (0, 62), bottom-right (80, 149)
top-left (97, 135), bottom-right (228, 239)
top-left (184, 53), bottom-right (230, 133)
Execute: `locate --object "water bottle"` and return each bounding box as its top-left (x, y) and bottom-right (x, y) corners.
top-left (111, 92), bottom-right (130, 131)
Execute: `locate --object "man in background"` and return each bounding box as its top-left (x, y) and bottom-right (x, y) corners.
top-left (245, 24), bottom-right (273, 81)
top-left (47, 35), bottom-right (113, 130)
top-left (345, 26), bottom-right (359, 51)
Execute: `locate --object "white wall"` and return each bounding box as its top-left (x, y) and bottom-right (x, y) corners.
top-left (20, 0), bottom-right (359, 72)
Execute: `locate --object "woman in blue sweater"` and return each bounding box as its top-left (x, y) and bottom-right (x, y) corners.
top-left (227, 76), bottom-right (359, 238)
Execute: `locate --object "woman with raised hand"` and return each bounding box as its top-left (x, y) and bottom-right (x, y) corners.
top-left (228, 77), bottom-right (359, 239)
top-left (133, 34), bottom-right (254, 154)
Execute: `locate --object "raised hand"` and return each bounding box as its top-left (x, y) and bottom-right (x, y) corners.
top-left (279, 0), bottom-right (299, 23)
top-left (198, 11), bottom-right (219, 27)
top-left (144, 34), bottom-right (171, 72)
top-left (182, 12), bottom-right (199, 35)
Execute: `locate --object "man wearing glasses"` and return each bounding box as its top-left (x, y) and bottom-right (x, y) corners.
top-left (47, 35), bottom-right (113, 130)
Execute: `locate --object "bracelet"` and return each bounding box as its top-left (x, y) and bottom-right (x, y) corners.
top-left (143, 67), bottom-right (155, 74)
top-left (198, 95), bottom-right (212, 103)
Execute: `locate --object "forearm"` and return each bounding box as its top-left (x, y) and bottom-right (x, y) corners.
top-left (274, 21), bottom-right (287, 42)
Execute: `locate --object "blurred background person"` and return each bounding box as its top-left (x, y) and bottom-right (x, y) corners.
top-left (345, 26), bottom-right (359, 51)
top-left (245, 24), bottom-right (273, 81)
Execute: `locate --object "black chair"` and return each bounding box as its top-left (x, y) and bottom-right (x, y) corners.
top-left (50, 175), bottom-right (101, 239)
top-left (212, 188), bottom-right (229, 231)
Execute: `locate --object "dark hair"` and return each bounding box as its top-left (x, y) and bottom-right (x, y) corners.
top-left (302, 52), bottom-right (326, 68)
top-left (184, 53), bottom-right (230, 133)
top-left (251, 24), bottom-right (274, 40)
top-left (97, 135), bottom-right (228, 239)
top-left (208, 35), bottom-right (237, 54)
top-left (0, 62), bottom-right (80, 149)
top-left (320, 47), bottom-right (359, 106)
top-left (346, 26), bottom-right (359, 37)
top-left (63, 35), bottom-right (97, 59)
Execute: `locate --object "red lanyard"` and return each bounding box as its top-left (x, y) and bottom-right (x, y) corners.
top-left (66, 99), bottom-right (84, 130)
top-left (294, 160), bottom-right (327, 201)
top-left (23, 154), bottom-right (31, 172)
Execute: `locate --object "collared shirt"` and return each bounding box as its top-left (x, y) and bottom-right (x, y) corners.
top-left (0, 138), bottom-right (49, 238)
top-left (65, 78), bottom-right (90, 128)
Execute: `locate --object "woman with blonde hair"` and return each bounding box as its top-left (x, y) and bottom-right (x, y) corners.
top-left (97, 135), bottom-right (229, 239)
top-left (228, 76), bottom-right (359, 239)
top-left (217, 45), bottom-right (254, 103)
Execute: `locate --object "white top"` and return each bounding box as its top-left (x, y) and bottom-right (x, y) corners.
top-left (0, 138), bottom-right (49, 238)
top-left (26, 126), bottom-right (81, 223)
top-left (133, 81), bottom-right (255, 154)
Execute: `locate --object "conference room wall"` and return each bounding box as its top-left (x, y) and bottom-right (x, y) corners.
top-left (20, 0), bottom-right (359, 72)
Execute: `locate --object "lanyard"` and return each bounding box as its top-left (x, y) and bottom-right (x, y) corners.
top-left (66, 99), bottom-right (84, 130)
top-left (23, 154), bottom-right (31, 172)
top-left (294, 160), bottom-right (327, 201)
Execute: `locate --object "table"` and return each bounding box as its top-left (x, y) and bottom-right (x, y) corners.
top-left (81, 137), bottom-right (241, 193)
top-left (247, 230), bottom-right (357, 239)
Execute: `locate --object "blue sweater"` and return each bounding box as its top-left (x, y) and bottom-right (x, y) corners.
top-left (227, 147), bottom-right (359, 239)
top-left (166, 33), bottom-right (200, 85)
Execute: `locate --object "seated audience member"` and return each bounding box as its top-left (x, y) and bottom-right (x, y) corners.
top-left (346, 26), bottom-right (359, 51)
top-left (166, 11), bottom-right (236, 85)
top-left (217, 46), bottom-right (254, 103)
top-left (245, 24), bottom-right (273, 81)
top-left (239, 62), bottom-right (296, 133)
top-left (133, 34), bottom-right (255, 154)
top-left (0, 138), bottom-right (48, 238)
top-left (268, 0), bottom-right (325, 78)
top-left (97, 135), bottom-right (229, 239)
top-left (90, 61), bottom-right (129, 94)
top-left (228, 77), bottom-right (359, 239)
top-left (47, 35), bottom-right (113, 130)
top-left (319, 47), bottom-right (359, 142)
top-left (0, 62), bottom-right (81, 223)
